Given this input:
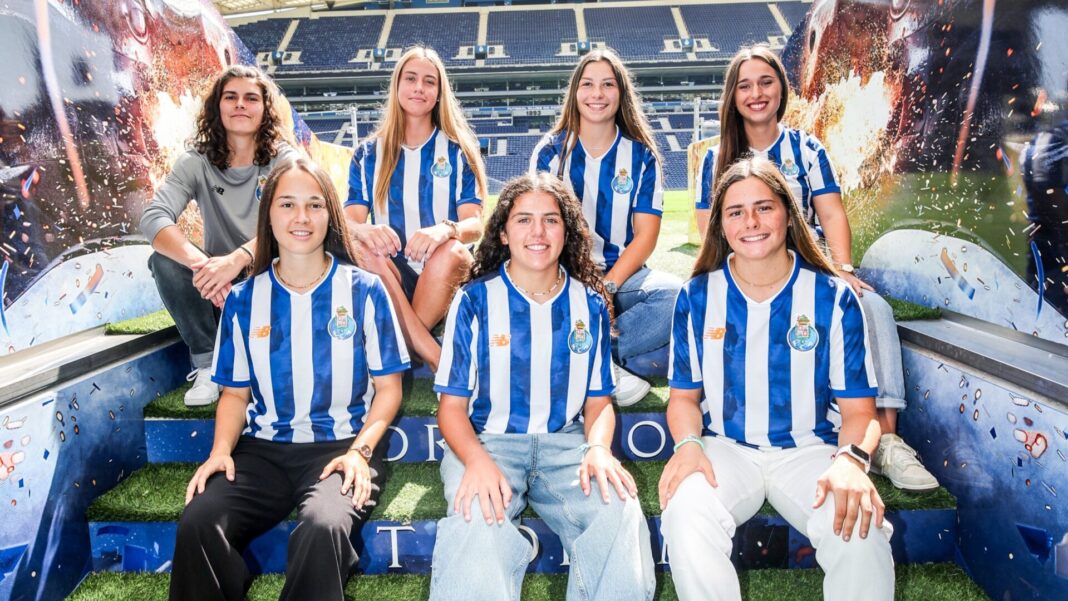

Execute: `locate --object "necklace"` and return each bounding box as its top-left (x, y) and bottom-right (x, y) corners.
top-left (508, 263), bottom-right (564, 298)
top-left (730, 256), bottom-right (791, 289)
top-left (276, 258), bottom-right (330, 290)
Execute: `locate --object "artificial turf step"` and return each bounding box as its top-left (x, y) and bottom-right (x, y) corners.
top-left (68, 563), bottom-right (990, 601)
top-left (87, 462), bottom-right (958, 574)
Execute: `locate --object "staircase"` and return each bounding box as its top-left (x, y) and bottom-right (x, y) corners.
top-left (70, 368), bottom-right (988, 599)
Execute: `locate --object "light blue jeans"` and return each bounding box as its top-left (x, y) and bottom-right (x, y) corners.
top-left (429, 424), bottom-right (655, 601)
top-left (615, 266), bottom-right (683, 362)
top-left (860, 293), bottom-right (907, 410)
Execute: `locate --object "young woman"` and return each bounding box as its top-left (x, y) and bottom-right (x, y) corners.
top-left (661, 157), bottom-right (894, 601)
top-left (694, 45), bottom-right (936, 491)
top-left (170, 158), bottom-right (409, 601)
top-left (140, 64), bottom-right (300, 407)
top-left (529, 48), bottom-right (682, 407)
top-left (429, 173), bottom-right (655, 601)
top-left (345, 46), bottom-right (487, 373)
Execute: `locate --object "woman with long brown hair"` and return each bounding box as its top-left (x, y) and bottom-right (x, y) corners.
top-left (171, 158), bottom-right (408, 601)
top-left (661, 157), bottom-right (894, 601)
top-left (430, 172), bottom-right (654, 601)
top-left (139, 64), bottom-right (299, 407)
top-left (530, 48), bottom-right (681, 408)
top-left (345, 46), bottom-right (487, 373)
top-left (694, 45), bottom-right (936, 491)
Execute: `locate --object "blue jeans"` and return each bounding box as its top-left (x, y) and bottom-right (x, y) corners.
top-left (148, 252), bottom-right (219, 369)
top-left (859, 293), bottom-right (907, 410)
top-left (429, 424), bottom-right (655, 601)
top-left (615, 266), bottom-right (683, 362)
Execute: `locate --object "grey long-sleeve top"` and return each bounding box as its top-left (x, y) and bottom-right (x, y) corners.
top-left (139, 143), bottom-right (300, 256)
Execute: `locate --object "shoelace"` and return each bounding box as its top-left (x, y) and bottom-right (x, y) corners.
top-left (186, 369), bottom-right (200, 382)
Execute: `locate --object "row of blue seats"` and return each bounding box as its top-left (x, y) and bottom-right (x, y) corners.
top-left (233, 1), bottom-right (801, 69)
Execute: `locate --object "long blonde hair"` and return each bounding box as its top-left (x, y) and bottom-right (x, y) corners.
top-left (693, 157), bottom-right (834, 277)
top-left (550, 48), bottom-right (662, 176)
top-left (369, 46), bottom-right (487, 215)
top-left (712, 45), bottom-right (789, 206)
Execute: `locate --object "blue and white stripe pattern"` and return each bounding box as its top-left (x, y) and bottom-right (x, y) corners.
top-left (434, 264), bottom-right (615, 434)
top-left (668, 254), bottom-right (877, 449)
top-left (345, 128), bottom-right (481, 273)
top-left (212, 258), bottom-right (410, 443)
top-left (695, 125), bottom-right (840, 230)
top-left (530, 129), bottom-right (663, 271)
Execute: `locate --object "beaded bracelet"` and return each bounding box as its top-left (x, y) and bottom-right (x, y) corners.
top-left (672, 435), bottom-right (705, 453)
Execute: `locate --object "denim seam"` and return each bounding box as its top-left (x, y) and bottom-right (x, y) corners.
top-left (531, 467), bottom-right (590, 601)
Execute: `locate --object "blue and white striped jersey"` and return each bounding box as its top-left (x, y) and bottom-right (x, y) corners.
top-left (529, 129), bottom-right (663, 271)
top-left (345, 128), bottom-right (481, 274)
top-left (434, 264), bottom-right (615, 434)
top-left (668, 254), bottom-right (877, 449)
top-left (695, 126), bottom-right (840, 230)
top-left (212, 257), bottom-right (410, 443)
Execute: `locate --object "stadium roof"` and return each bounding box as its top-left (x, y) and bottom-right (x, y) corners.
top-left (213, 1), bottom-right (381, 18)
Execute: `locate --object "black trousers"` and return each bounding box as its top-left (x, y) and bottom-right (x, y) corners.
top-left (169, 436), bottom-right (387, 601)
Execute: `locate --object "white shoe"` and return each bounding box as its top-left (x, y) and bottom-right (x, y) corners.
top-left (612, 363), bottom-right (651, 407)
top-left (184, 368), bottom-right (220, 407)
top-left (872, 433), bottom-right (939, 491)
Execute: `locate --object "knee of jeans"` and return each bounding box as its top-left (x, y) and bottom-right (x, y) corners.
top-left (661, 473), bottom-right (735, 554)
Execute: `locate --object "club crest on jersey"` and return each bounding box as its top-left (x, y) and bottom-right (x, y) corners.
top-left (568, 319), bottom-right (593, 353)
top-left (254, 174), bottom-right (267, 201)
top-left (779, 159), bottom-right (800, 177)
top-left (611, 168), bottom-right (634, 194)
top-left (328, 306), bottom-right (356, 340)
top-left (431, 156), bottom-right (453, 178)
top-left (787, 314), bottom-right (818, 352)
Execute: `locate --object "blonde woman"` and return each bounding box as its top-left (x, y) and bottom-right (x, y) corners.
top-left (345, 46), bottom-right (487, 371)
top-left (530, 48), bottom-right (681, 407)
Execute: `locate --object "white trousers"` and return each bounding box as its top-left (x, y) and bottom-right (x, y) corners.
top-left (660, 436), bottom-right (895, 601)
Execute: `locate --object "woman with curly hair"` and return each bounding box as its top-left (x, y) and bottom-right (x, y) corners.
top-left (428, 172), bottom-right (655, 601)
top-left (345, 46), bottom-right (487, 373)
top-left (140, 64), bottom-right (299, 407)
top-left (530, 48), bottom-right (682, 407)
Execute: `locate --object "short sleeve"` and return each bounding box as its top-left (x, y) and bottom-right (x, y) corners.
top-left (362, 277), bottom-right (411, 375)
top-left (695, 147), bottom-right (716, 210)
top-left (345, 142), bottom-right (372, 209)
top-left (211, 293), bottom-right (250, 387)
top-left (802, 134), bottom-right (841, 198)
top-left (586, 298), bottom-right (616, 397)
top-left (829, 286), bottom-right (878, 398)
top-left (434, 290), bottom-right (479, 397)
top-left (456, 148), bottom-right (482, 206)
top-left (632, 146), bottom-right (664, 216)
top-left (529, 133), bottom-right (556, 175)
top-left (668, 286), bottom-right (703, 389)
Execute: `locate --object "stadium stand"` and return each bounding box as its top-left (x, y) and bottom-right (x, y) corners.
top-left (387, 12), bottom-right (479, 66)
top-left (584, 5), bottom-right (680, 61)
top-left (680, 2), bottom-right (782, 58)
top-left (232, 19), bottom-right (291, 55)
top-left (485, 9), bottom-right (577, 65)
top-left (775, 1), bottom-right (812, 30)
top-left (277, 15), bottom-right (385, 72)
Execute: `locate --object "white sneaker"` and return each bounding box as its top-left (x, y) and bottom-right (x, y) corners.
top-left (872, 433), bottom-right (939, 491)
top-left (184, 368), bottom-right (220, 407)
top-left (612, 363), bottom-right (651, 407)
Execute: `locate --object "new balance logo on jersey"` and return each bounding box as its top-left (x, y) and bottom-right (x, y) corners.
top-left (251, 325), bottom-right (271, 338)
top-left (213, 185), bottom-right (225, 196)
top-left (705, 326), bottom-right (726, 340)
top-left (490, 334), bottom-right (511, 347)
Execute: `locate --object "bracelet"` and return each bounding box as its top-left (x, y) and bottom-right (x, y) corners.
top-left (237, 245), bottom-right (253, 264)
top-left (579, 443), bottom-right (612, 456)
top-left (672, 435), bottom-right (705, 453)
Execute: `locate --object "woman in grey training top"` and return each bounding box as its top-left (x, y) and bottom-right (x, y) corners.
top-left (139, 65), bottom-right (299, 407)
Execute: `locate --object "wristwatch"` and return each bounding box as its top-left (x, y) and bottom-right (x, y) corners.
top-left (605, 281), bottom-right (618, 295)
top-left (833, 444), bottom-right (871, 473)
top-left (349, 444), bottom-right (373, 460)
top-left (837, 263), bottom-right (856, 274)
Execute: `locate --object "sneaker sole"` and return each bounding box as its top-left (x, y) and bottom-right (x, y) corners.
top-left (872, 466), bottom-right (940, 492)
top-left (614, 385), bottom-right (652, 408)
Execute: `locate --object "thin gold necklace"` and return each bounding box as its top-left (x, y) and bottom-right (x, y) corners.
top-left (730, 256), bottom-right (791, 288)
top-left (276, 258), bottom-right (330, 290)
top-left (508, 263), bottom-right (564, 298)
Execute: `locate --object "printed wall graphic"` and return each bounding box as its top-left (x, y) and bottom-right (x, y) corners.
top-left (0, 0), bottom-right (351, 354)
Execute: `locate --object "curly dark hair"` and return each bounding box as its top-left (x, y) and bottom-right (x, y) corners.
top-left (193, 65), bottom-right (283, 170)
top-left (467, 172), bottom-right (613, 319)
